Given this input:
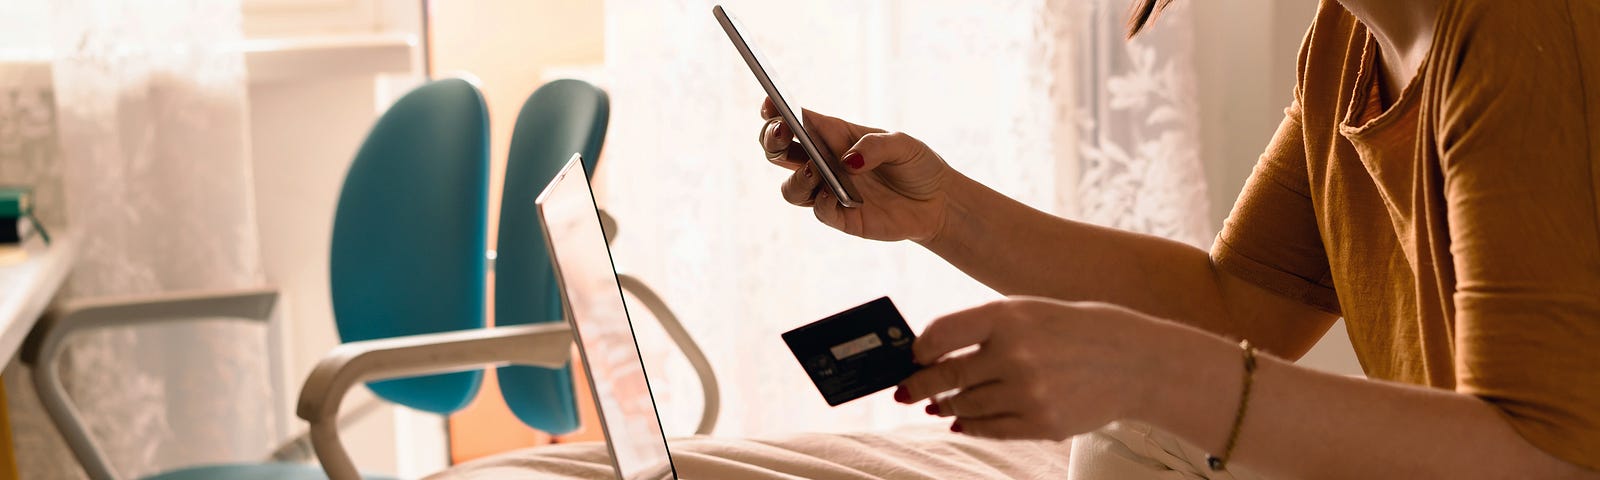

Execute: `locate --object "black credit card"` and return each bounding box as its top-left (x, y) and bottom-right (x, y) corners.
top-left (782, 297), bottom-right (920, 406)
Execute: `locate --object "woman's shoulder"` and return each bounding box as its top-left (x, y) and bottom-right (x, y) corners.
top-left (1282, 2), bottom-right (1365, 127)
top-left (1426, 0), bottom-right (1597, 161)
top-left (1290, 0), bottom-right (1597, 112)
top-left (1291, 1), bottom-right (1364, 100)
top-left (1429, 0), bottom-right (1595, 92)
top-left (1441, 0), bottom-right (1592, 36)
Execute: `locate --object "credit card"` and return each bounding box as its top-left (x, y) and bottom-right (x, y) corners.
top-left (782, 297), bottom-right (920, 406)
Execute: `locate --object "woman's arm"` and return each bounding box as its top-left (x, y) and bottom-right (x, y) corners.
top-left (895, 298), bottom-right (1599, 479)
top-left (760, 101), bottom-right (1337, 359)
top-left (922, 175), bottom-right (1337, 359)
top-left (1147, 317), bottom-right (1597, 479)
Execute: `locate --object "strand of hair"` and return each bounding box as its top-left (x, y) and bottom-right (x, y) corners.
top-left (1125, 0), bottom-right (1173, 38)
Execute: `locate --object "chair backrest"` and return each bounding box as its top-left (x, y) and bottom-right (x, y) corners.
top-left (329, 78), bottom-right (490, 414)
top-left (494, 79), bottom-right (609, 434)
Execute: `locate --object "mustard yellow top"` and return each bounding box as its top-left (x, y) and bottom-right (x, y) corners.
top-left (1213, 0), bottom-right (1600, 470)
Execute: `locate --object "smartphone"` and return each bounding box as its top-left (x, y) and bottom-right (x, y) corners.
top-left (714, 5), bottom-right (863, 208)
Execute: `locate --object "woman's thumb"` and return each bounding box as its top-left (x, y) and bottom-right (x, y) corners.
top-left (841, 132), bottom-right (919, 174)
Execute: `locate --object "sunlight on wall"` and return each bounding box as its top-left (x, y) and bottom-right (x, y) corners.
top-left (426, 0), bottom-right (607, 463)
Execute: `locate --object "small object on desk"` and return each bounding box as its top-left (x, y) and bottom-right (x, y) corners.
top-left (0, 186), bottom-right (28, 243)
top-left (783, 297), bottom-right (921, 406)
top-left (0, 187), bottom-right (29, 265)
top-left (0, 186), bottom-right (49, 266)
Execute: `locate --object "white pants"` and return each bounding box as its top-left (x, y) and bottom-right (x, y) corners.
top-left (1071, 422), bottom-right (1266, 480)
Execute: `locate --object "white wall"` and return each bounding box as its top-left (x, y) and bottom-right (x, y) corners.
top-left (0, 0), bottom-right (50, 54)
top-left (1194, 0), bottom-right (1362, 376)
top-left (242, 1), bottom-right (444, 476)
top-left (250, 71), bottom-right (402, 474)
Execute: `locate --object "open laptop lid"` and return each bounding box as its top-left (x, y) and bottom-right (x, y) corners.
top-left (537, 154), bottom-right (676, 480)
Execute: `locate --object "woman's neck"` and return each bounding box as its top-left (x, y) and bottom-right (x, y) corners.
top-left (1337, 0), bottom-right (1443, 102)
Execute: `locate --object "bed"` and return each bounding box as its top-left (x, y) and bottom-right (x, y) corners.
top-left (428, 424), bottom-right (1073, 480)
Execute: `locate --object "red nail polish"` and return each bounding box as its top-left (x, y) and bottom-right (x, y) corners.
top-left (894, 386), bottom-right (909, 403)
top-left (950, 422), bottom-right (964, 433)
top-left (843, 151), bottom-right (864, 170)
top-left (925, 403), bottom-right (941, 416)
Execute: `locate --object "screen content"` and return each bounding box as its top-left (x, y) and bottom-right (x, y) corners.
top-left (538, 158), bottom-right (674, 480)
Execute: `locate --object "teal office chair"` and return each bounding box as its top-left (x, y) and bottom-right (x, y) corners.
top-left (298, 79), bottom-right (715, 480)
top-left (326, 77), bottom-right (491, 415)
top-left (492, 79), bottom-right (607, 434)
top-left (494, 79), bottom-right (720, 436)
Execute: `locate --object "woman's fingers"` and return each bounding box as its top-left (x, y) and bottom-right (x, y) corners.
top-left (767, 142), bottom-right (809, 169)
top-left (760, 118), bottom-right (790, 152)
top-left (812, 189), bottom-right (845, 229)
top-left (936, 382), bottom-right (1017, 420)
top-left (760, 96), bottom-right (781, 120)
top-left (952, 416), bottom-right (1031, 440)
top-left (760, 119), bottom-right (809, 169)
top-left (781, 163), bottom-right (821, 206)
top-left (897, 352), bottom-right (1003, 404)
top-left (913, 303), bottom-right (1008, 365)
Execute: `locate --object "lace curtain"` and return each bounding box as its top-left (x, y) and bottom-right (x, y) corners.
top-left (2, 0), bottom-right (272, 478)
top-left (601, 0), bottom-right (1206, 438)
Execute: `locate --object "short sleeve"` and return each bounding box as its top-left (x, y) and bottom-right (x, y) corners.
top-left (1437, 0), bottom-right (1600, 470)
top-left (1211, 102), bottom-right (1342, 315)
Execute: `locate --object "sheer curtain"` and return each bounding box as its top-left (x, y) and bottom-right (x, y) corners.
top-left (2, 0), bottom-right (272, 478)
top-left (601, 0), bottom-right (1207, 438)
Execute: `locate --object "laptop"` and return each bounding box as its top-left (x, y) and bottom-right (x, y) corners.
top-left (537, 154), bottom-right (678, 480)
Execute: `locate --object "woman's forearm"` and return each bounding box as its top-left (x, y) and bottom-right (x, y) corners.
top-left (1140, 321), bottom-right (1597, 479)
top-left (918, 174), bottom-right (1225, 325)
top-left (918, 174), bottom-right (1334, 357)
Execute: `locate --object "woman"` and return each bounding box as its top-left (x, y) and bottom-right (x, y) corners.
top-left (757, 0), bottom-right (1599, 477)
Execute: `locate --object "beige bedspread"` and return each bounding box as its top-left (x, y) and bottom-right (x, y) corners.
top-left (428, 425), bottom-right (1072, 479)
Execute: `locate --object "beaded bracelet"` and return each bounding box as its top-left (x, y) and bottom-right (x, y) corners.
top-left (1207, 339), bottom-right (1257, 471)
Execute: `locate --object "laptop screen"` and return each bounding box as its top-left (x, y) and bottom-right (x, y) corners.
top-left (537, 155), bottom-right (676, 480)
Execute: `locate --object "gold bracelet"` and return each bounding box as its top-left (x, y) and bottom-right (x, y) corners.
top-left (1207, 339), bottom-right (1257, 471)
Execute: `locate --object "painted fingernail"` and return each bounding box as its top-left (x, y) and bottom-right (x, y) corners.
top-left (773, 121), bottom-right (789, 140)
top-left (843, 151), bottom-right (865, 170)
top-left (950, 422), bottom-right (964, 433)
top-left (925, 403), bottom-right (941, 416)
top-left (894, 386), bottom-right (910, 403)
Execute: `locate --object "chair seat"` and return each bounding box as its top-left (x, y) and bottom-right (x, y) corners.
top-left (143, 463), bottom-right (397, 480)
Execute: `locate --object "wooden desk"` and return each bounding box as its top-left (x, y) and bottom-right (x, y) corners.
top-left (0, 234), bottom-right (75, 362)
top-left (0, 234), bottom-right (75, 478)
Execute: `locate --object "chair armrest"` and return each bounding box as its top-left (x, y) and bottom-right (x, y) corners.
top-left (52, 287), bottom-right (277, 324)
top-left (618, 274), bottom-right (719, 435)
top-left (25, 287), bottom-right (279, 480)
top-left (21, 287), bottom-right (279, 365)
top-left (600, 208), bottom-right (719, 435)
top-left (599, 209), bottom-right (619, 245)
top-left (296, 323), bottom-right (573, 480)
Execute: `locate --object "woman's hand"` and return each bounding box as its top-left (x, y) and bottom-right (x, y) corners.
top-left (893, 297), bottom-right (1172, 441)
top-left (757, 97), bottom-right (957, 242)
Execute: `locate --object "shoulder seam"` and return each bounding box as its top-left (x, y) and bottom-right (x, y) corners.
top-left (1564, 0), bottom-right (1600, 255)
